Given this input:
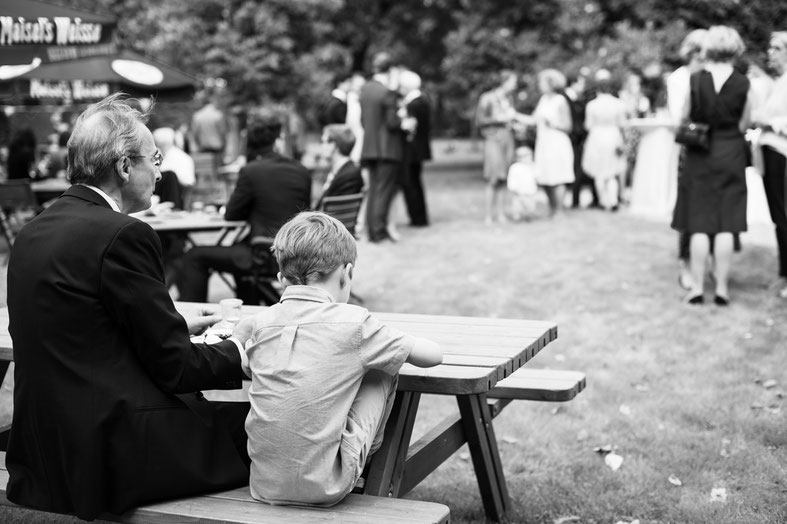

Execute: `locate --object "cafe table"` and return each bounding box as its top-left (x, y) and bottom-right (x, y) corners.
top-left (179, 301), bottom-right (559, 521)
top-left (136, 211), bottom-right (247, 248)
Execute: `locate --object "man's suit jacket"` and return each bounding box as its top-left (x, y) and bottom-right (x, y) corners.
top-left (320, 96), bottom-right (347, 127)
top-left (6, 186), bottom-right (248, 520)
top-left (316, 159), bottom-right (364, 208)
top-left (225, 150), bottom-right (312, 239)
top-left (359, 79), bottom-right (403, 162)
top-left (405, 95), bottom-right (433, 164)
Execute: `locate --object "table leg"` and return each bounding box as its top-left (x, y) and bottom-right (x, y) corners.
top-left (365, 391), bottom-right (420, 497)
top-left (457, 393), bottom-right (510, 521)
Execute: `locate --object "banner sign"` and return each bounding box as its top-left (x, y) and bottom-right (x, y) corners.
top-left (29, 79), bottom-right (110, 101)
top-left (0, 15), bottom-right (117, 63)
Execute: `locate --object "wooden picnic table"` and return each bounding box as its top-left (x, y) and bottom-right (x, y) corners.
top-left (0, 303), bottom-right (558, 521)
top-left (178, 302), bottom-right (558, 521)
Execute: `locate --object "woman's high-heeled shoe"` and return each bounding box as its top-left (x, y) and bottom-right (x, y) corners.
top-left (683, 293), bottom-right (704, 305)
top-left (713, 294), bottom-right (729, 306)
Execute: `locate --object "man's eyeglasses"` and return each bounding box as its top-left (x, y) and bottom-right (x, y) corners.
top-left (127, 151), bottom-right (163, 167)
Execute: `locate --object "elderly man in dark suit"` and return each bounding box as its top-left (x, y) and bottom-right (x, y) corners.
top-left (6, 94), bottom-right (254, 521)
top-left (316, 124), bottom-right (364, 209)
top-left (398, 69), bottom-right (432, 226)
top-left (360, 52), bottom-right (403, 242)
top-left (177, 109), bottom-right (312, 303)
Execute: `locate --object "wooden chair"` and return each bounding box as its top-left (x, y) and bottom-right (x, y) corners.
top-left (0, 180), bottom-right (40, 259)
top-left (248, 236), bottom-right (282, 306)
top-left (316, 191), bottom-right (366, 237)
top-left (317, 191), bottom-right (366, 305)
top-left (187, 152), bottom-right (226, 208)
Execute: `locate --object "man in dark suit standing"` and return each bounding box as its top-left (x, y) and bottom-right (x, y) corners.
top-left (360, 52), bottom-right (403, 242)
top-left (178, 109), bottom-right (312, 303)
top-left (316, 124), bottom-right (364, 209)
top-left (398, 69), bottom-right (432, 226)
top-left (6, 94), bottom-right (254, 521)
top-left (319, 74), bottom-right (351, 128)
top-left (563, 70), bottom-right (600, 209)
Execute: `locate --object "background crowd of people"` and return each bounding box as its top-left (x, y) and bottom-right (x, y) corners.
top-left (474, 25), bottom-right (787, 304)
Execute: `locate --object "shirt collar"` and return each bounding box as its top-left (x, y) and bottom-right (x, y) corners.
top-left (280, 285), bottom-right (336, 303)
top-left (403, 89), bottom-right (422, 105)
top-left (331, 89), bottom-right (347, 103)
top-left (79, 184), bottom-right (120, 212)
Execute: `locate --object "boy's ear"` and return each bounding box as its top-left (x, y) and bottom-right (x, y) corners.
top-left (277, 272), bottom-right (291, 288)
top-left (345, 263), bottom-right (354, 282)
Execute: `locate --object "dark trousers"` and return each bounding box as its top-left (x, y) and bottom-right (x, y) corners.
top-left (762, 146), bottom-right (787, 277)
top-left (570, 140), bottom-right (599, 207)
top-left (402, 161), bottom-right (429, 226)
top-left (365, 160), bottom-right (400, 241)
top-left (176, 243), bottom-right (260, 303)
top-left (210, 400), bottom-right (252, 468)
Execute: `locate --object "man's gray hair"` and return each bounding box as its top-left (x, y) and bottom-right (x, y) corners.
top-left (67, 93), bottom-right (152, 186)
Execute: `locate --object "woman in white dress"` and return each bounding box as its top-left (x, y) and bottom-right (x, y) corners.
top-left (582, 78), bottom-right (627, 210)
top-left (533, 69), bottom-right (575, 216)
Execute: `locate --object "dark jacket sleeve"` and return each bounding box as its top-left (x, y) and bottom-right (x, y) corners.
top-left (99, 220), bottom-right (244, 393)
top-left (224, 165), bottom-right (254, 220)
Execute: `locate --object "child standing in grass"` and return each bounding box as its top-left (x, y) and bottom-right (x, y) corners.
top-left (243, 211), bottom-right (442, 506)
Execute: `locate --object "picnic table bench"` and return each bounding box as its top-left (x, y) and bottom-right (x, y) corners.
top-left (0, 304), bottom-right (586, 522)
top-left (0, 451), bottom-right (450, 523)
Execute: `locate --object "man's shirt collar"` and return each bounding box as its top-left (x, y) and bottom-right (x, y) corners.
top-left (79, 184), bottom-right (120, 212)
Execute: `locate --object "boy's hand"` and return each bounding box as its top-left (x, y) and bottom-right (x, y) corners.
top-left (232, 316), bottom-right (256, 347)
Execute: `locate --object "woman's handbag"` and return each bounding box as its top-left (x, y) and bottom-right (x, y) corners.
top-left (675, 121), bottom-right (710, 150)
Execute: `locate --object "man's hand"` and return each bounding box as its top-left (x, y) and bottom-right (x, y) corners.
top-left (232, 316), bottom-right (255, 347)
top-left (184, 310), bottom-right (221, 336)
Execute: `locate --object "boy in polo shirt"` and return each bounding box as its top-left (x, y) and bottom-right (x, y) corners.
top-left (243, 211), bottom-right (442, 506)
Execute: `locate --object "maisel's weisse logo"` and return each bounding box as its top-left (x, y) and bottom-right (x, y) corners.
top-left (0, 16), bottom-right (103, 46)
top-left (29, 79), bottom-right (110, 101)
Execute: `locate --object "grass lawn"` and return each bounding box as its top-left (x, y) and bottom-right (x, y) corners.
top-left (1, 160), bottom-right (785, 523)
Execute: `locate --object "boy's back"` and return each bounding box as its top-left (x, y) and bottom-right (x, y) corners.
top-left (244, 285), bottom-right (414, 506)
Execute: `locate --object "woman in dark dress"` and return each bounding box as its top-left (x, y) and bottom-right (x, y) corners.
top-left (671, 26), bottom-right (752, 305)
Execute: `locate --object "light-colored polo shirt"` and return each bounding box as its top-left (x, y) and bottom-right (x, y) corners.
top-left (244, 285), bottom-right (415, 506)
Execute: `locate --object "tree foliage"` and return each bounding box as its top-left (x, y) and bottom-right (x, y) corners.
top-left (63, 0), bottom-right (787, 135)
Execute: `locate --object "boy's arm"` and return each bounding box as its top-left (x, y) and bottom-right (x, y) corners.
top-left (406, 337), bottom-right (442, 368)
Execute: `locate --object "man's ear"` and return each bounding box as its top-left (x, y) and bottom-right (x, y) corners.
top-left (116, 156), bottom-right (131, 185)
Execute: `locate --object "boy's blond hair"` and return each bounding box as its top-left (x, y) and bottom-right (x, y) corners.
top-left (273, 211), bottom-right (357, 286)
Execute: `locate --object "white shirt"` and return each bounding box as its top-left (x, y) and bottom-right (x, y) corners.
top-left (159, 146), bottom-right (196, 187)
top-left (81, 184), bottom-right (120, 212)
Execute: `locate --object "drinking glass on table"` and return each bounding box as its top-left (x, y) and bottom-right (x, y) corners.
top-left (220, 298), bottom-right (243, 328)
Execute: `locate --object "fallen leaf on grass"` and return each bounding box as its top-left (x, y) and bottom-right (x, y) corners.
top-left (594, 444), bottom-right (613, 454)
top-left (554, 354), bottom-right (566, 362)
top-left (551, 406), bottom-right (563, 415)
top-left (577, 429), bottom-right (589, 441)
top-left (668, 475), bottom-right (682, 486)
top-left (613, 520), bottom-right (640, 524)
top-left (765, 318), bottom-right (775, 327)
top-left (743, 333), bottom-right (753, 340)
top-left (710, 487), bottom-right (727, 503)
top-left (604, 453), bottom-right (624, 471)
top-left (720, 438), bottom-right (731, 458)
top-left (501, 436), bottom-right (518, 444)
top-left (763, 379), bottom-right (778, 389)
top-left (459, 453), bottom-right (469, 461)
top-left (634, 383), bottom-right (650, 392)
top-left (553, 516), bottom-right (581, 524)
top-left (619, 404), bottom-right (632, 417)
